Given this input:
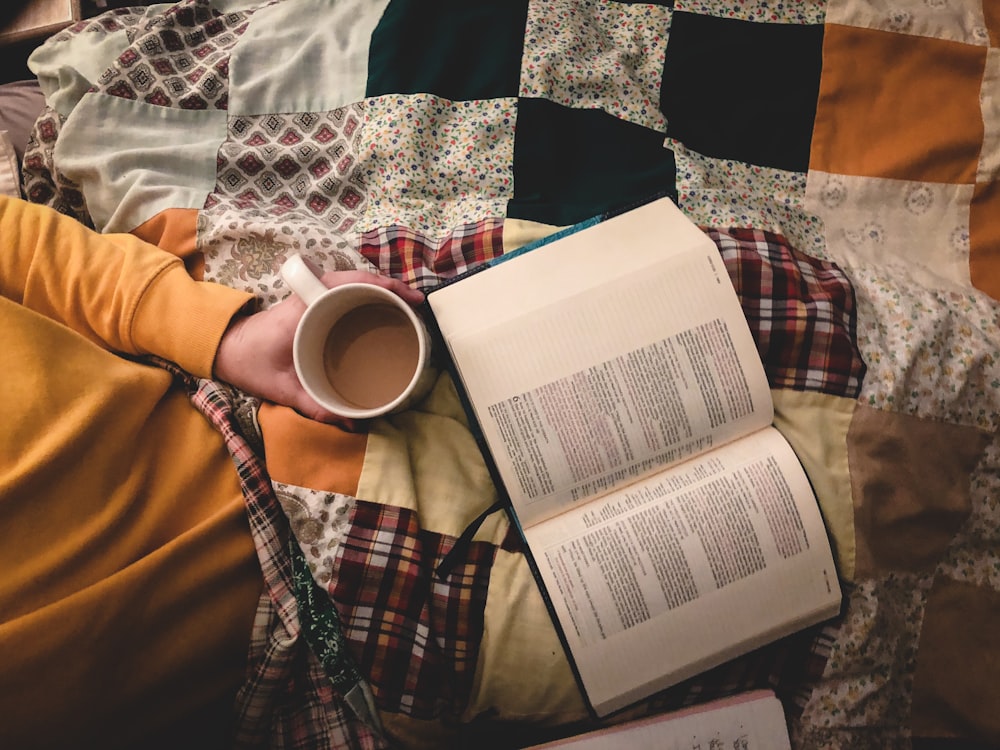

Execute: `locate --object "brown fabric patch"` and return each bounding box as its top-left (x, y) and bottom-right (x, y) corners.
top-left (847, 405), bottom-right (988, 578)
top-left (912, 577), bottom-right (1000, 744)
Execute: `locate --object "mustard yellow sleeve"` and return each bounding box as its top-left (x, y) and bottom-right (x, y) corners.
top-left (0, 196), bottom-right (253, 378)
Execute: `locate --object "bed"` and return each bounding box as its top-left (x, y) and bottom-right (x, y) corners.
top-left (11, 1), bottom-right (1000, 748)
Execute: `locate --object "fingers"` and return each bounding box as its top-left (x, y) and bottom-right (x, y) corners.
top-left (297, 396), bottom-right (366, 433)
top-left (316, 268), bottom-right (426, 306)
top-left (283, 374), bottom-right (367, 432)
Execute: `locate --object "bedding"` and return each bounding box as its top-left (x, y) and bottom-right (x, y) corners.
top-left (0, 79), bottom-right (44, 197)
top-left (17, 1), bottom-right (1000, 748)
top-left (0, 130), bottom-right (19, 197)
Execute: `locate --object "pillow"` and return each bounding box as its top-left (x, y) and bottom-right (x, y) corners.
top-left (0, 130), bottom-right (20, 197)
top-left (0, 79), bottom-right (46, 165)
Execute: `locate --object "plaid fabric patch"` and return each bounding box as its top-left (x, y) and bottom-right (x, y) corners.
top-left (707, 227), bottom-right (866, 399)
top-left (359, 219), bottom-right (506, 291)
top-left (330, 500), bottom-right (495, 718)
top-left (148, 358), bottom-right (382, 750)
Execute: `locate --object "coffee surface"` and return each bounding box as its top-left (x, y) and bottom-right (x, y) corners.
top-left (322, 302), bottom-right (419, 409)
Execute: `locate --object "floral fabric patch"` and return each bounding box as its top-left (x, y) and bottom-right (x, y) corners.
top-left (520, 0), bottom-right (671, 133)
top-left (675, 0), bottom-right (827, 24)
top-left (672, 139), bottom-right (827, 260)
top-left (362, 94), bottom-right (516, 239)
top-left (274, 481), bottom-right (356, 590)
top-left (806, 171), bottom-right (974, 290)
top-left (846, 259), bottom-right (1000, 431)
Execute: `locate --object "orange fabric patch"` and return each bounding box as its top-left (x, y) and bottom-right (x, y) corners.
top-left (257, 402), bottom-right (368, 497)
top-left (811, 25), bottom-right (985, 184)
top-left (131, 208), bottom-right (205, 279)
top-left (970, 180), bottom-right (1000, 300)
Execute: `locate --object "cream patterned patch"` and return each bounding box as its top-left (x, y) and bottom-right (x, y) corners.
top-left (520, 0), bottom-right (671, 133)
top-left (824, 0), bottom-right (989, 44)
top-left (200, 102), bottom-right (376, 306)
top-left (199, 204), bottom-right (375, 309)
top-left (208, 105), bottom-right (368, 225)
top-left (793, 574), bottom-right (931, 748)
top-left (846, 260), bottom-right (1000, 431)
top-left (670, 139), bottom-right (827, 260)
top-left (978, 48), bottom-right (1000, 183)
top-left (675, 0), bottom-right (827, 24)
top-left (273, 481), bottom-right (356, 589)
top-left (362, 94), bottom-right (515, 239)
top-left (806, 171), bottom-right (973, 290)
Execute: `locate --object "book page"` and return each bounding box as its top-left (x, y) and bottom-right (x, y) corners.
top-left (428, 199), bottom-right (772, 528)
top-left (526, 690), bottom-right (790, 749)
top-left (524, 427), bottom-right (840, 716)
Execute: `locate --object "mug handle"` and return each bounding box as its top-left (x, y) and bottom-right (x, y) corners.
top-left (280, 253), bottom-right (330, 305)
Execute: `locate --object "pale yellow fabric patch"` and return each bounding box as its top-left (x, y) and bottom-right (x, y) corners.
top-left (502, 217), bottom-right (563, 253)
top-left (356, 371), bottom-right (585, 726)
top-left (465, 546), bottom-right (588, 725)
top-left (356, 371), bottom-right (505, 540)
top-left (771, 388), bottom-right (857, 582)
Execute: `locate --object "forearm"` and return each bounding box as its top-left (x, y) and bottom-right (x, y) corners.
top-left (0, 196), bottom-right (252, 377)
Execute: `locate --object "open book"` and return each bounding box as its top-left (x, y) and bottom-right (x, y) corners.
top-left (524, 690), bottom-right (791, 749)
top-left (425, 196), bottom-right (841, 717)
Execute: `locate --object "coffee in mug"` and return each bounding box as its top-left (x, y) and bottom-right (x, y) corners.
top-left (321, 302), bottom-right (421, 410)
top-left (280, 254), bottom-right (435, 419)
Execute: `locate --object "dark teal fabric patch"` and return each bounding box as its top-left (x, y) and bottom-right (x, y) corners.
top-left (367, 0), bottom-right (529, 101)
top-left (661, 12), bottom-right (823, 172)
top-left (508, 98), bottom-right (676, 227)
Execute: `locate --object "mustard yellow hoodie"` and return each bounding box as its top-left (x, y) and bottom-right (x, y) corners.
top-left (0, 197), bottom-right (262, 748)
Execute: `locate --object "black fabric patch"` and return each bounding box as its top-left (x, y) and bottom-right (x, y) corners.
top-left (509, 98), bottom-right (676, 227)
top-left (367, 0), bottom-right (529, 101)
top-left (661, 12), bottom-right (823, 172)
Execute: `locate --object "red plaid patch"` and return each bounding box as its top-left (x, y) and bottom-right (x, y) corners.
top-left (360, 219), bottom-right (506, 291)
top-left (330, 501), bottom-right (495, 718)
top-left (708, 228), bottom-right (866, 398)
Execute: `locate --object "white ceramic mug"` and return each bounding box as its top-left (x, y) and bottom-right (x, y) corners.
top-left (280, 253), bottom-right (435, 419)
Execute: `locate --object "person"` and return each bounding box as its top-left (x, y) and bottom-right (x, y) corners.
top-left (0, 194), bottom-right (423, 748)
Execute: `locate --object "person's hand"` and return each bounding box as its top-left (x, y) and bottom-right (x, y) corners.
top-left (213, 266), bottom-right (425, 429)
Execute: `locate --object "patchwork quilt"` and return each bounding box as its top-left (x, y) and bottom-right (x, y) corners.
top-left (22, 1), bottom-right (1000, 748)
